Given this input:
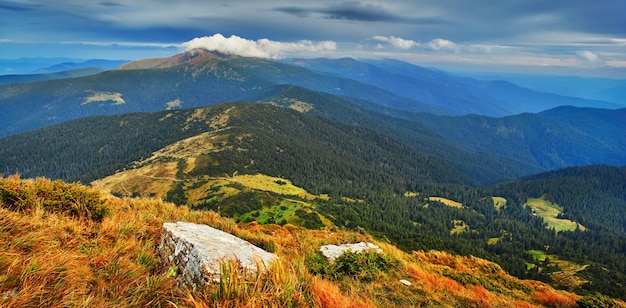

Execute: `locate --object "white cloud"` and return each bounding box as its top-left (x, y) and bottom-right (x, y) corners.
top-left (372, 35), bottom-right (417, 49)
top-left (426, 38), bottom-right (459, 52)
top-left (372, 36), bottom-right (463, 53)
top-left (577, 50), bottom-right (599, 65)
top-left (181, 34), bottom-right (336, 59)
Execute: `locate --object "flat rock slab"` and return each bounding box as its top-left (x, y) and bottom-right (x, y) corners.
top-left (159, 221), bottom-right (277, 288)
top-left (319, 242), bottom-right (383, 263)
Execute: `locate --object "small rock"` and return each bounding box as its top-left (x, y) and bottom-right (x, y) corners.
top-left (1, 288), bottom-right (17, 300)
top-left (319, 242), bottom-right (383, 263)
top-left (399, 279), bottom-right (412, 286)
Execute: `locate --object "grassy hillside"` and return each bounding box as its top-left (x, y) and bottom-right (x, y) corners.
top-left (4, 175), bottom-right (625, 307)
top-left (0, 86), bottom-right (547, 187)
top-left (0, 102), bottom-right (472, 188)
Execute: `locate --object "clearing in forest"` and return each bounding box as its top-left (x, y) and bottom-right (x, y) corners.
top-left (428, 197), bottom-right (463, 208)
top-left (525, 197), bottom-right (586, 232)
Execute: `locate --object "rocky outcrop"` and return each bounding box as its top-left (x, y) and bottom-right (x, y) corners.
top-left (158, 221), bottom-right (277, 288)
top-left (319, 242), bottom-right (383, 263)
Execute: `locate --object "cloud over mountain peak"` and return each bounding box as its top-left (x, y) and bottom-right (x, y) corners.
top-left (181, 34), bottom-right (336, 59)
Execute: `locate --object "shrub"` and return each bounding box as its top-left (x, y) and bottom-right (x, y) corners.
top-left (577, 293), bottom-right (619, 308)
top-left (308, 250), bottom-right (397, 282)
top-left (0, 175), bottom-right (109, 221)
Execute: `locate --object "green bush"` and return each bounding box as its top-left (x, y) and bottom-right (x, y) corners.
top-left (308, 250), bottom-right (397, 282)
top-left (577, 293), bottom-right (619, 308)
top-left (0, 176), bottom-right (109, 221)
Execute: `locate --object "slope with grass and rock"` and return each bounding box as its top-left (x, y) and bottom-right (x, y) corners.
top-left (3, 175), bottom-right (625, 307)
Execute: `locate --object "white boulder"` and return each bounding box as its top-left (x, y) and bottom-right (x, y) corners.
top-left (158, 221), bottom-right (277, 288)
top-left (319, 242), bottom-right (383, 263)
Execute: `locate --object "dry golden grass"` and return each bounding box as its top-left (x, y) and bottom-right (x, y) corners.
top-left (0, 175), bottom-right (614, 307)
top-left (532, 288), bottom-right (579, 308)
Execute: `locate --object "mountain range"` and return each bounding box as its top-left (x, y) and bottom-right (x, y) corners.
top-left (283, 57), bottom-right (623, 114)
top-left (1, 49), bottom-right (624, 175)
top-left (0, 58), bottom-right (128, 76)
top-left (1, 49), bottom-right (621, 136)
top-left (1, 50), bottom-right (626, 301)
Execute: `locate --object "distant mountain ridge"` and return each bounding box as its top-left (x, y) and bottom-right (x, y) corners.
top-left (407, 106), bottom-right (626, 170)
top-left (467, 72), bottom-right (626, 106)
top-left (2, 50), bottom-right (621, 139)
top-left (0, 67), bottom-right (106, 85)
top-left (283, 57), bottom-right (621, 115)
top-left (0, 57), bottom-right (128, 76)
top-left (0, 50), bottom-right (441, 138)
top-left (33, 59), bottom-right (129, 73)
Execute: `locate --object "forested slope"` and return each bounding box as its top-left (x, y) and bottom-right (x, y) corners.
top-left (2, 102), bottom-right (626, 299)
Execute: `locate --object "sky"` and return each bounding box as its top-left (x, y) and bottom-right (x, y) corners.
top-left (1, 0), bottom-right (625, 77)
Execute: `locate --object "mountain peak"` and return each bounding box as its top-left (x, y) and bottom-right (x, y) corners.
top-left (118, 49), bottom-right (231, 70)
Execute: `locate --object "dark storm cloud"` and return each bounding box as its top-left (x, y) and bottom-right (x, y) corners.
top-left (275, 1), bottom-right (444, 25)
top-left (412, 0), bottom-right (626, 40)
top-left (275, 2), bottom-right (402, 22)
top-left (0, 1), bottom-right (39, 11)
top-left (317, 1), bottom-right (403, 22)
top-left (97, 1), bottom-right (126, 7)
top-left (556, 0), bottom-right (626, 36)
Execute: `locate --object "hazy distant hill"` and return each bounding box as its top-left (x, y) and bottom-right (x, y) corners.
top-left (33, 59), bottom-right (129, 73)
top-left (469, 73), bottom-right (626, 107)
top-left (284, 57), bottom-right (511, 116)
top-left (408, 106), bottom-right (626, 170)
top-left (0, 67), bottom-right (106, 85)
top-left (2, 50), bottom-right (619, 139)
top-left (284, 57), bottom-right (620, 115)
top-left (0, 57), bottom-right (81, 75)
top-left (0, 58), bottom-right (128, 75)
